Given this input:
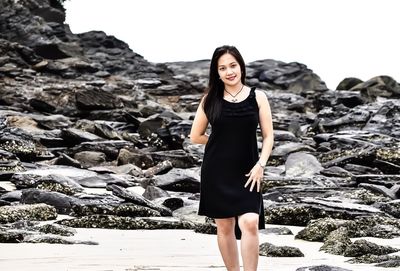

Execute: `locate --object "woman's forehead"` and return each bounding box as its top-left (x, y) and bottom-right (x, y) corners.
top-left (218, 53), bottom-right (238, 66)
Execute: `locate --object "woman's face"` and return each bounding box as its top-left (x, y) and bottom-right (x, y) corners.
top-left (217, 53), bottom-right (242, 87)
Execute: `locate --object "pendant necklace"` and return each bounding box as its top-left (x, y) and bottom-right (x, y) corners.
top-left (224, 84), bottom-right (244, 102)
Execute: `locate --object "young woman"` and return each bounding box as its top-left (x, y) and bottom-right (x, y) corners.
top-left (190, 45), bottom-right (274, 271)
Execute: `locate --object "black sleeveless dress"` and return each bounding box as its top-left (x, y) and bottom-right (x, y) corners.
top-left (198, 87), bottom-right (265, 239)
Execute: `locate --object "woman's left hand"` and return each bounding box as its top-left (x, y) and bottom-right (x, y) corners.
top-left (244, 163), bottom-right (264, 192)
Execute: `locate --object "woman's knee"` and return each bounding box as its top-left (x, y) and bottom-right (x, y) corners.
top-left (238, 213), bottom-right (259, 234)
top-left (215, 218), bottom-right (235, 235)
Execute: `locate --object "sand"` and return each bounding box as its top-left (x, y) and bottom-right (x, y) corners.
top-left (1, 225), bottom-right (399, 271)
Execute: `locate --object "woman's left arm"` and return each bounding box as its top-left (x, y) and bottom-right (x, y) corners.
top-left (256, 90), bottom-right (274, 167)
top-left (244, 90), bottom-right (274, 192)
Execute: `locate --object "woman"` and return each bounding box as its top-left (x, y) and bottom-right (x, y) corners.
top-left (190, 45), bottom-right (274, 271)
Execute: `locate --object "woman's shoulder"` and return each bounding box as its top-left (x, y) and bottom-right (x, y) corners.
top-left (254, 88), bottom-right (269, 106)
top-left (254, 88), bottom-right (268, 98)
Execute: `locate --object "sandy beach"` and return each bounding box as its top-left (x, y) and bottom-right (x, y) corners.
top-left (1, 225), bottom-right (399, 271)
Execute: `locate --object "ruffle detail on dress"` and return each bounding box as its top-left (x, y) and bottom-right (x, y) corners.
top-left (222, 89), bottom-right (258, 117)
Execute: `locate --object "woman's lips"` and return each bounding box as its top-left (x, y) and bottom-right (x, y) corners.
top-left (226, 76), bottom-right (236, 81)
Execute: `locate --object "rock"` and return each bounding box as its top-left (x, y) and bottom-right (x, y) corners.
top-left (320, 166), bottom-right (353, 178)
top-left (344, 163), bottom-right (382, 175)
top-left (107, 184), bottom-right (172, 216)
top-left (161, 197), bottom-right (184, 211)
top-left (375, 259), bottom-right (400, 268)
top-left (320, 227), bottom-right (351, 255)
top-left (142, 186), bottom-right (170, 200)
top-left (35, 174), bottom-right (85, 195)
top-left (117, 148), bottom-right (154, 169)
top-left (57, 215), bottom-right (193, 230)
top-left (143, 160), bottom-right (173, 177)
top-left (54, 153), bottom-right (82, 168)
top-left (296, 265), bottom-right (352, 271)
top-left (321, 146), bottom-right (377, 168)
top-left (374, 199), bottom-right (400, 218)
top-left (34, 223), bottom-right (76, 236)
top-left (70, 140), bottom-right (135, 160)
top-left (359, 183), bottom-right (398, 200)
top-left (348, 254), bottom-right (400, 265)
top-left (152, 167), bottom-right (200, 193)
top-left (336, 77), bottom-right (364, 90)
top-left (296, 216), bottom-right (400, 242)
top-left (61, 128), bottom-right (103, 145)
top-left (71, 202), bottom-right (161, 217)
top-left (0, 203), bottom-right (57, 223)
top-left (248, 60), bottom-right (327, 92)
top-left (350, 76), bottom-right (400, 100)
top-left (193, 222), bottom-right (217, 235)
top-left (150, 149), bottom-right (197, 168)
top-left (73, 151), bottom-right (106, 168)
top-left (260, 227), bottom-right (293, 235)
top-left (353, 174), bottom-right (400, 188)
top-left (343, 239), bottom-right (399, 257)
top-left (0, 230), bottom-right (25, 243)
top-left (76, 174), bottom-right (127, 188)
top-left (75, 88), bottom-right (123, 110)
top-left (21, 189), bottom-right (80, 214)
top-left (271, 142), bottom-right (316, 163)
top-left (296, 218), bottom-right (355, 242)
top-left (265, 198), bottom-right (381, 227)
top-left (23, 234), bottom-right (98, 245)
top-left (285, 152), bottom-right (323, 177)
top-left (259, 242), bottom-right (304, 257)
top-left (93, 122), bottom-right (123, 140)
top-left (0, 190), bottom-right (22, 202)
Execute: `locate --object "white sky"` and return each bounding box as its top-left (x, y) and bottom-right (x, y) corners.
top-left (65, 0), bottom-right (399, 89)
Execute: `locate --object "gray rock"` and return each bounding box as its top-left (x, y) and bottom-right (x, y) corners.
top-left (21, 189), bottom-right (80, 214)
top-left (0, 190), bottom-right (22, 202)
top-left (296, 218), bottom-right (355, 242)
top-left (259, 242), bottom-right (304, 257)
top-left (0, 203), bottom-right (57, 223)
top-left (260, 227), bottom-right (293, 235)
top-left (35, 174), bottom-right (84, 195)
top-left (320, 227), bottom-right (351, 255)
top-left (374, 199), bottom-right (400, 218)
top-left (142, 186), bottom-right (170, 200)
top-left (343, 239), bottom-right (399, 257)
top-left (152, 167), bottom-right (200, 193)
top-left (23, 234), bottom-right (98, 245)
top-left (71, 202), bottom-right (160, 217)
top-left (348, 254), bottom-right (400, 265)
top-left (285, 152), bottom-right (323, 177)
top-left (57, 215), bottom-right (194, 230)
top-left (296, 265), bottom-right (352, 271)
top-left (161, 197), bottom-right (184, 211)
top-left (194, 222), bottom-right (217, 235)
top-left (107, 184), bottom-right (171, 216)
top-left (74, 151), bottom-right (106, 168)
top-left (117, 148), bottom-right (154, 169)
top-left (150, 149), bottom-right (197, 168)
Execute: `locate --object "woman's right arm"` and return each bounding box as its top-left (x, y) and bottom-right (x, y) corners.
top-left (189, 96), bottom-right (209, 145)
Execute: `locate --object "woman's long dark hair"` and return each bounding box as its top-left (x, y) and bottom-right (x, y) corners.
top-left (203, 45), bottom-right (246, 124)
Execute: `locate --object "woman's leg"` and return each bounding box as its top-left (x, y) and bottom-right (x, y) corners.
top-left (238, 213), bottom-right (259, 271)
top-left (214, 217), bottom-right (240, 271)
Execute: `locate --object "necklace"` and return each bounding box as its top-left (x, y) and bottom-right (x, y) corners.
top-left (224, 84), bottom-right (244, 102)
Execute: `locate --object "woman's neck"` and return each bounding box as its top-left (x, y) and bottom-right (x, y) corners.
top-left (225, 83), bottom-right (243, 93)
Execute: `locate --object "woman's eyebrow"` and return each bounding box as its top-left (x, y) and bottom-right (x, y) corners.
top-left (218, 62), bottom-right (237, 67)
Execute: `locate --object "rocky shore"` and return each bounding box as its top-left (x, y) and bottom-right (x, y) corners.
top-left (1, 0), bottom-right (399, 270)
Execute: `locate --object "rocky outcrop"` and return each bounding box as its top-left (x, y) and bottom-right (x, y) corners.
top-left (0, 1), bottom-right (399, 270)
